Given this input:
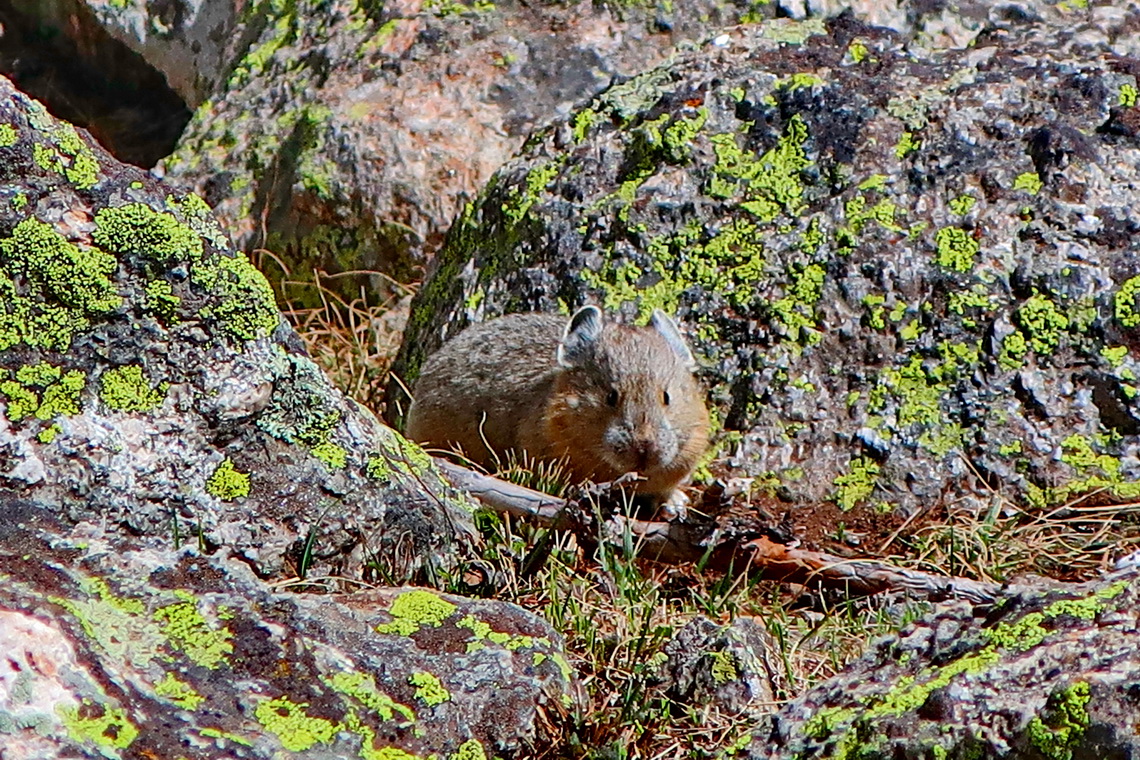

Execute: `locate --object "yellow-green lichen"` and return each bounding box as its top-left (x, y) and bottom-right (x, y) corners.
top-left (1026, 682), bottom-right (1090, 760)
top-left (145, 279), bottom-right (181, 321)
top-left (450, 739), bottom-right (488, 760)
top-left (205, 458), bottom-right (251, 501)
top-left (1119, 83), bottom-right (1137, 107)
top-left (0, 362), bottom-right (85, 422)
top-left (1013, 171), bottom-right (1043, 195)
top-left (934, 226), bottom-right (979, 272)
top-left (37, 423), bottom-right (61, 443)
top-left (1015, 294), bottom-right (1069, 355)
top-left (30, 114), bottom-right (100, 190)
top-left (0, 217), bottom-right (122, 351)
top-left (1115, 276), bottom-right (1140, 328)
top-left (710, 651), bottom-right (738, 684)
top-left (99, 365), bottom-right (167, 412)
top-left (758, 17), bottom-right (826, 44)
top-left (311, 441), bottom-right (348, 469)
top-left (894, 131), bottom-right (921, 158)
top-left (1000, 331), bottom-right (1028, 370)
top-left (833, 456), bottom-right (880, 511)
top-left (93, 203), bottom-right (204, 265)
top-left (1101, 345), bottom-right (1129, 367)
top-left (327, 671), bottom-right (416, 723)
top-left (254, 696), bottom-right (341, 752)
top-left (408, 671), bottom-right (450, 706)
top-left (58, 702), bottom-right (139, 750)
top-left (153, 590), bottom-right (234, 669)
top-left (709, 114), bottom-right (811, 223)
top-left (154, 672), bottom-right (206, 710)
top-left (847, 40), bottom-right (869, 63)
top-left (949, 195), bottom-right (976, 215)
top-left (376, 589), bottom-right (457, 635)
top-left (0, 123), bottom-right (16, 147)
top-left (192, 252), bottom-right (280, 342)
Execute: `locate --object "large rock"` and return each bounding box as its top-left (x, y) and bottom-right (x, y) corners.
top-left (0, 519), bottom-right (575, 758)
top-left (753, 569), bottom-right (1140, 759)
top-left (0, 74), bottom-right (579, 757)
top-left (151, 0), bottom-right (760, 302)
top-left (390, 12), bottom-right (1140, 549)
top-left (0, 74), bottom-right (475, 584)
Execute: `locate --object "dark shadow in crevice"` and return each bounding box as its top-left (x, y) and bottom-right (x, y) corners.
top-left (0, 0), bottom-right (191, 167)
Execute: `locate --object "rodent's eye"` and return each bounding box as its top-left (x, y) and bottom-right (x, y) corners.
top-left (606, 389), bottom-right (619, 407)
top-left (663, 390), bottom-right (671, 406)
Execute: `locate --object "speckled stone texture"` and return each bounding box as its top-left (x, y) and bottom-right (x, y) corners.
top-left (0, 75), bottom-right (477, 585)
top-left (0, 521), bottom-right (576, 758)
top-left (144, 0), bottom-right (762, 303)
top-left (751, 569), bottom-right (1140, 759)
top-left (391, 9), bottom-right (1140, 554)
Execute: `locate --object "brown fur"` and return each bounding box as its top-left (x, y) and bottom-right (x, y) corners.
top-left (405, 308), bottom-right (709, 502)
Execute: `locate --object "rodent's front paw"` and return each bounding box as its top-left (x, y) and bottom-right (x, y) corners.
top-left (658, 489), bottom-right (690, 522)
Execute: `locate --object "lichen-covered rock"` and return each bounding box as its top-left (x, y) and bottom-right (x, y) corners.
top-left (0, 521), bottom-right (576, 758)
top-left (0, 75), bottom-right (476, 583)
top-left (152, 0), bottom-right (763, 302)
top-left (660, 616), bottom-right (777, 716)
top-left (751, 569), bottom-right (1140, 759)
top-left (391, 11), bottom-right (1140, 549)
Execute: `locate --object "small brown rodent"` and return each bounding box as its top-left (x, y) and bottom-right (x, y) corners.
top-left (405, 306), bottom-right (710, 504)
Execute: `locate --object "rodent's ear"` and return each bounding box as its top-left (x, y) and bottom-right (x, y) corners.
top-left (558, 305), bottom-right (603, 368)
top-left (650, 310), bottom-right (696, 369)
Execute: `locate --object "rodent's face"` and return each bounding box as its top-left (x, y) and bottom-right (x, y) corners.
top-left (546, 310), bottom-right (710, 492)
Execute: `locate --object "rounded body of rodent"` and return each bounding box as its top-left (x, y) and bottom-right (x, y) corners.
top-left (405, 307), bottom-right (709, 503)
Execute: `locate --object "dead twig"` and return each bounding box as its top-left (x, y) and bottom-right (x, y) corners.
top-left (434, 459), bottom-right (1011, 604)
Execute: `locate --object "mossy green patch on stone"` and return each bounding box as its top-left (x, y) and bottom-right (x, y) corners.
top-left (949, 194), bottom-right (976, 215)
top-left (154, 590), bottom-right (234, 670)
top-left (1120, 83), bottom-right (1138, 107)
top-left (1016, 294), bottom-right (1069, 355)
top-left (894, 131), bottom-right (921, 158)
top-left (1026, 682), bottom-right (1090, 760)
top-left (0, 217), bottom-right (122, 351)
top-left (192, 252), bottom-right (280, 342)
top-left (58, 702), bottom-right (139, 750)
top-left (709, 114), bottom-right (811, 223)
top-left (327, 671), bottom-right (416, 723)
top-left (934, 226), bottom-right (978, 272)
top-left (450, 739), bottom-right (488, 760)
top-left (93, 203), bottom-right (204, 265)
top-left (99, 365), bottom-right (167, 412)
top-left (254, 696), bottom-right (341, 752)
top-left (0, 362), bottom-right (86, 422)
top-left (205, 458), bottom-right (251, 501)
top-left (1013, 171), bottom-right (1043, 195)
top-left (0, 123), bottom-right (16, 147)
top-left (376, 589), bottom-right (457, 635)
top-left (145, 279), bottom-right (181, 321)
top-left (1101, 345), bottom-right (1129, 367)
top-left (1114, 276), bottom-right (1140, 328)
top-left (311, 440), bottom-right (348, 469)
top-left (154, 672), bottom-right (206, 710)
top-left (408, 671), bottom-right (450, 706)
top-left (833, 456), bottom-right (880, 511)
top-left (30, 117), bottom-right (100, 190)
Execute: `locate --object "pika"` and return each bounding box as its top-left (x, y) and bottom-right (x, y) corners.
top-left (405, 306), bottom-right (710, 504)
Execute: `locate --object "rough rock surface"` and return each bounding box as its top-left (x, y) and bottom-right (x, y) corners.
top-left (0, 74), bottom-right (476, 584)
top-left (391, 9), bottom-right (1140, 550)
top-left (660, 616), bottom-right (777, 716)
top-left (151, 0), bottom-right (759, 301)
top-left (0, 520), bottom-right (576, 758)
top-left (752, 569), bottom-right (1140, 759)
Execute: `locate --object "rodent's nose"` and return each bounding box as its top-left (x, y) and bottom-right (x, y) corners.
top-left (632, 439), bottom-right (661, 472)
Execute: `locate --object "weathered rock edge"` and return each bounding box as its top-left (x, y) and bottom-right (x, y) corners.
top-left (753, 567), bottom-right (1140, 759)
top-left (0, 517), bottom-right (576, 758)
top-left (0, 74), bottom-right (476, 584)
